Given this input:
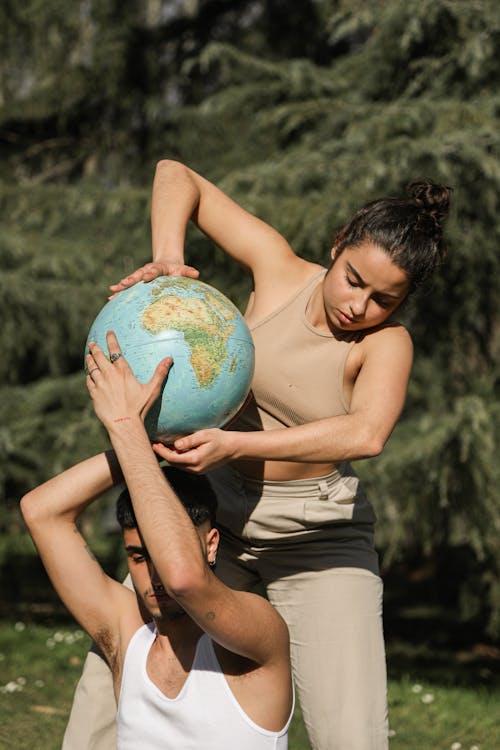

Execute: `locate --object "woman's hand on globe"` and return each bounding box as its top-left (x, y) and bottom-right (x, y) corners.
top-left (108, 260), bottom-right (200, 299)
top-left (152, 428), bottom-right (236, 473)
top-left (86, 331), bottom-right (172, 430)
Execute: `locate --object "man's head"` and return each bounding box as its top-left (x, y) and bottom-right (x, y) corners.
top-left (116, 466), bottom-right (218, 622)
top-left (116, 465), bottom-right (217, 530)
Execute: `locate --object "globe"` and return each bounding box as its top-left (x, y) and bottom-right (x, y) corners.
top-left (85, 276), bottom-right (255, 441)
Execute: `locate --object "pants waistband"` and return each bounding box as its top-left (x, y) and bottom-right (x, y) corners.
top-left (214, 463), bottom-right (359, 501)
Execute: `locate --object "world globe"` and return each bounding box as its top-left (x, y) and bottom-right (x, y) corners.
top-left (85, 276), bottom-right (255, 440)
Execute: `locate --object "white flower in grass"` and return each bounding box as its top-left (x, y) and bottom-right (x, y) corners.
top-left (450, 742), bottom-right (462, 750)
top-left (469, 746), bottom-right (480, 750)
top-left (411, 683), bottom-right (423, 693)
top-left (35, 679), bottom-right (45, 688)
top-left (5, 681), bottom-right (22, 693)
top-left (420, 693), bottom-right (434, 704)
top-left (14, 621), bottom-right (25, 632)
top-left (74, 629), bottom-right (85, 640)
top-left (54, 631), bottom-right (65, 642)
top-left (388, 728), bottom-right (397, 737)
top-left (65, 633), bottom-right (76, 645)
top-left (16, 677), bottom-right (26, 686)
top-left (46, 638), bottom-right (56, 649)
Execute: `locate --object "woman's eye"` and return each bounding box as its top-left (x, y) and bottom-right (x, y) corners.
top-left (346, 275), bottom-right (358, 287)
top-left (133, 555), bottom-right (145, 563)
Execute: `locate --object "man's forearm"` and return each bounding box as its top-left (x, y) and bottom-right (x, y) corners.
top-left (107, 418), bottom-right (207, 591)
top-left (21, 451), bottom-right (122, 527)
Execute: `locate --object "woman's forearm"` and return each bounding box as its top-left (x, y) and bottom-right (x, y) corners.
top-left (229, 414), bottom-right (386, 465)
top-left (151, 160), bottom-right (201, 263)
top-left (162, 413), bottom-right (390, 475)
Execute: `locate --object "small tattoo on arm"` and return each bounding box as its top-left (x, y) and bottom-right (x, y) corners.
top-left (113, 417), bottom-right (132, 423)
top-left (205, 611), bottom-right (215, 621)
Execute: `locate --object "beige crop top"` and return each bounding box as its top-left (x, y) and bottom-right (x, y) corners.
top-left (231, 270), bottom-right (358, 434)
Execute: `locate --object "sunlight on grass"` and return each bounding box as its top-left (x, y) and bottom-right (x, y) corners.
top-left (0, 621), bottom-right (90, 749)
top-left (387, 676), bottom-right (499, 749)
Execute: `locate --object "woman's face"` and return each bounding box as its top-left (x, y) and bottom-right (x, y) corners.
top-left (319, 241), bottom-right (410, 332)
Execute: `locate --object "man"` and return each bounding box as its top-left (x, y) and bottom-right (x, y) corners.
top-left (21, 332), bottom-right (293, 749)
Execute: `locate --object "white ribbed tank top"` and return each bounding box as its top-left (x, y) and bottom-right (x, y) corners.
top-left (117, 623), bottom-right (292, 749)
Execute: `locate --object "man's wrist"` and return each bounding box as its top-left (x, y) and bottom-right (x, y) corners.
top-left (105, 414), bottom-right (146, 439)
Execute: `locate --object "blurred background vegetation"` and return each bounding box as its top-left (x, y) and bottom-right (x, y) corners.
top-left (1, 0), bottom-right (499, 659)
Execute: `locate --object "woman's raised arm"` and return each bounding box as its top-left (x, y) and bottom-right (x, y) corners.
top-left (110, 160), bottom-right (299, 295)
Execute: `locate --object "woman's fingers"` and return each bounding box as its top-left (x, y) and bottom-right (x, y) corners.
top-left (109, 261), bottom-right (200, 295)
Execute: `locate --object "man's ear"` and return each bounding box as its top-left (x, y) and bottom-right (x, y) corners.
top-left (206, 527), bottom-right (219, 566)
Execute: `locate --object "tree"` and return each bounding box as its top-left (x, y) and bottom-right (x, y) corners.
top-left (2, 0), bottom-right (500, 631)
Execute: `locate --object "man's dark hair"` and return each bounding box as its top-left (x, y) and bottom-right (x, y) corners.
top-left (116, 466), bottom-right (217, 530)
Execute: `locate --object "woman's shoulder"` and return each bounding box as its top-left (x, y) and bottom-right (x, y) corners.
top-left (345, 322), bottom-right (413, 387)
top-left (248, 258), bottom-right (325, 324)
top-left (357, 320), bottom-right (414, 358)
top-left (275, 255), bottom-right (325, 283)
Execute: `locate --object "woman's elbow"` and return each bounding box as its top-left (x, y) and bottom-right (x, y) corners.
top-left (366, 439), bottom-right (384, 458)
top-left (359, 428), bottom-right (386, 459)
top-left (155, 158), bottom-right (185, 177)
top-left (19, 491), bottom-right (39, 529)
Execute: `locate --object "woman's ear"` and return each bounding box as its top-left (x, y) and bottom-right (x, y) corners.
top-left (330, 226), bottom-right (346, 261)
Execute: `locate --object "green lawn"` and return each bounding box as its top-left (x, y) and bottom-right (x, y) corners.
top-left (1, 619), bottom-right (499, 749)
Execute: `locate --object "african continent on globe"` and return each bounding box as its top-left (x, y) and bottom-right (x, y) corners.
top-left (85, 277), bottom-right (255, 440)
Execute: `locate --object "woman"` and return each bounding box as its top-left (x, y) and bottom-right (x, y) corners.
top-left (66, 160), bottom-right (450, 750)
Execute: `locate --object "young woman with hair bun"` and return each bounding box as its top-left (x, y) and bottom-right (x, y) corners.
top-left (65, 163), bottom-right (451, 750)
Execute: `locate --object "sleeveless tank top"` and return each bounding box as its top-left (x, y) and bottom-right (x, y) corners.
top-left (117, 624), bottom-right (292, 749)
top-left (231, 269), bottom-right (358, 433)
top-left (224, 269), bottom-right (379, 574)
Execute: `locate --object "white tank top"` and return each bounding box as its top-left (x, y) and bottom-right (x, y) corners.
top-left (117, 623), bottom-right (292, 749)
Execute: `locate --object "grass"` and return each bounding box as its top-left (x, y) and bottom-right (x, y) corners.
top-left (387, 677), bottom-right (498, 749)
top-left (1, 618), bottom-right (499, 750)
top-left (0, 620), bottom-right (88, 749)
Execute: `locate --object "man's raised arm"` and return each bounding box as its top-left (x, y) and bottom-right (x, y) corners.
top-left (86, 332), bottom-right (291, 673)
top-left (20, 451), bottom-right (131, 655)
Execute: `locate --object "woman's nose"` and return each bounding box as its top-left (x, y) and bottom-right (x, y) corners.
top-left (350, 291), bottom-right (369, 317)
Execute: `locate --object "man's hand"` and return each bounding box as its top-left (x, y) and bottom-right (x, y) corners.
top-left (86, 331), bottom-right (172, 431)
top-left (108, 260), bottom-right (199, 299)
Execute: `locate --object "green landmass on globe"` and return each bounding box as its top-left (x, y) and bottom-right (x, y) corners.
top-left (85, 276), bottom-right (255, 440)
top-left (142, 279), bottom-right (235, 388)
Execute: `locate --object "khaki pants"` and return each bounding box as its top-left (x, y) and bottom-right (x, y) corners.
top-left (63, 467), bottom-right (388, 750)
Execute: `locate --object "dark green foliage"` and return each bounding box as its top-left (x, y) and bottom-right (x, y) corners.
top-left (1, 0), bottom-right (500, 632)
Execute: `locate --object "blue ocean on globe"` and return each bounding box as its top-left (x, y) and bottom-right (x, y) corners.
top-left (85, 277), bottom-right (255, 440)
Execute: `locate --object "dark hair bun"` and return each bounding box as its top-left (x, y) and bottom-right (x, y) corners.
top-left (407, 179), bottom-right (452, 223)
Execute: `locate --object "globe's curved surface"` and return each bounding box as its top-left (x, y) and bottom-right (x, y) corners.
top-left (85, 277), bottom-right (255, 440)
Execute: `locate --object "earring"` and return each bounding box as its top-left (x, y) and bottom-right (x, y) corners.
top-left (209, 558), bottom-right (217, 569)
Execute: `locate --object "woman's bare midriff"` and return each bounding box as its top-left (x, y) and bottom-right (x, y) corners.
top-left (232, 458), bottom-right (337, 482)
